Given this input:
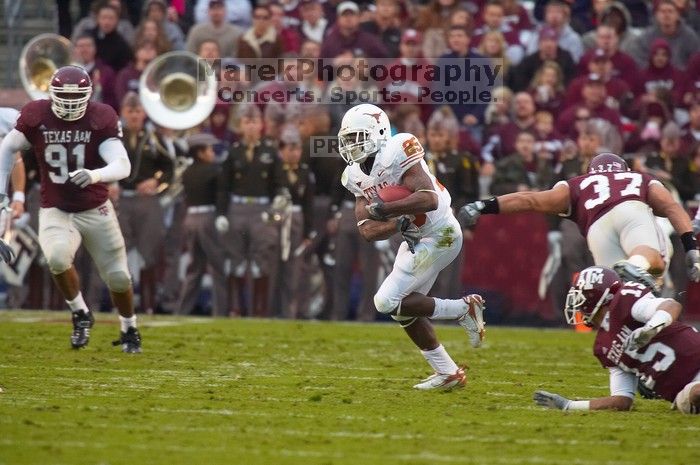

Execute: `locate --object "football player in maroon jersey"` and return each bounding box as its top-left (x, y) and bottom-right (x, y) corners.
top-left (0, 65), bottom-right (141, 353)
top-left (459, 152), bottom-right (700, 291)
top-left (533, 266), bottom-right (700, 414)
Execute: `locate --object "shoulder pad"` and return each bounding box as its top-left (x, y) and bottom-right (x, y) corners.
top-left (340, 166), bottom-right (350, 188)
top-left (87, 102), bottom-right (119, 130)
top-left (376, 133), bottom-right (412, 168)
top-left (18, 100), bottom-right (50, 128)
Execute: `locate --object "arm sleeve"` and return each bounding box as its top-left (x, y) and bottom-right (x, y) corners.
top-left (0, 129), bottom-right (31, 195)
top-left (608, 367), bottom-right (637, 399)
top-left (630, 293), bottom-right (673, 323)
top-left (95, 137), bottom-right (131, 182)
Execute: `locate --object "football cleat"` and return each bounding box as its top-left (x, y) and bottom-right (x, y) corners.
top-left (112, 327), bottom-right (142, 354)
top-left (70, 310), bottom-right (95, 349)
top-left (413, 367), bottom-right (466, 391)
top-left (613, 261), bottom-right (660, 296)
top-left (458, 294), bottom-right (486, 348)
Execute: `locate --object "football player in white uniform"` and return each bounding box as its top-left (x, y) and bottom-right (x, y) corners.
top-left (338, 104), bottom-right (486, 391)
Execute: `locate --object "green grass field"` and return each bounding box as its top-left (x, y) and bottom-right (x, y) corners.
top-left (0, 311), bottom-right (698, 465)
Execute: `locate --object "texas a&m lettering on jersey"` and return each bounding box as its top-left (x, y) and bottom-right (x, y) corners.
top-left (558, 171), bottom-right (660, 235)
top-left (15, 100), bottom-right (122, 212)
top-left (594, 282), bottom-right (700, 401)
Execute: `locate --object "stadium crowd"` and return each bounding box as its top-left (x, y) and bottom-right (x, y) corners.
top-left (10, 0), bottom-right (700, 321)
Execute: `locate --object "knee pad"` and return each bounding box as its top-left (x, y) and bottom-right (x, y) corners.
top-left (373, 291), bottom-right (399, 315)
top-left (106, 270), bottom-right (132, 293)
top-left (45, 244), bottom-right (73, 274)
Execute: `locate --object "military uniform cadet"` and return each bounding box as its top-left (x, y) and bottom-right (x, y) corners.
top-left (423, 108), bottom-right (480, 298)
top-left (329, 172), bottom-right (380, 322)
top-left (177, 133), bottom-right (228, 316)
top-left (117, 93), bottom-right (173, 313)
top-left (215, 105), bottom-right (287, 317)
top-left (271, 126), bottom-right (316, 318)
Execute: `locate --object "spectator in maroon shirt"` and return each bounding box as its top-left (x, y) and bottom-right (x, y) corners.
top-left (501, 0), bottom-right (534, 34)
top-left (637, 38), bottom-right (684, 106)
top-left (113, 42), bottom-right (158, 108)
top-left (482, 92), bottom-right (537, 165)
top-left (471, 0), bottom-right (525, 65)
top-left (557, 73), bottom-right (622, 138)
top-left (528, 60), bottom-right (565, 115)
top-left (73, 34), bottom-right (117, 111)
top-left (270, 2), bottom-right (302, 54)
top-left (625, 100), bottom-right (672, 153)
top-left (578, 24), bottom-right (640, 92)
top-left (319, 2), bottom-right (389, 59)
top-left (565, 48), bottom-right (632, 111)
top-left (382, 29), bottom-right (434, 122)
top-left (533, 110), bottom-right (564, 163)
top-left (360, 0), bottom-right (402, 58)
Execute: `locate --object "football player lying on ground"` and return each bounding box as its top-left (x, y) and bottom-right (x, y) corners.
top-left (0, 66), bottom-right (141, 353)
top-left (458, 152), bottom-right (700, 292)
top-left (534, 266), bottom-right (700, 414)
top-left (338, 104), bottom-right (485, 391)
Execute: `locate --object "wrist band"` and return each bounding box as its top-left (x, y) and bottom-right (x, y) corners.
top-left (481, 197), bottom-right (500, 214)
top-left (566, 400), bottom-right (590, 411)
top-left (11, 191), bottom-right (25, 203)
top-left (681, 232), bottom-right (698, 252)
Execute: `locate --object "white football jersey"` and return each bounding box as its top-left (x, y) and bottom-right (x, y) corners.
top-left (341, 132), bottom-right (453, 235)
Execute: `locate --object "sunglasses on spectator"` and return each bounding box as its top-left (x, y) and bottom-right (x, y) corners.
top-left (576, 114), bottom-right (590, 121)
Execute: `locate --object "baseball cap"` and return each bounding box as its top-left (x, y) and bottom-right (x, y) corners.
top-left (586, 73), bottom-right (604, 84)
top-left (208, 0), bottom-right (224, 8)
top-left (187, 133), bottom-right (220, 148)
top-left (337, 1), bottom-right (359, 15)
top-left (592, 48), bottom-right (608, 62)
top-left (538, 26), bottom-right (559, 42)
top-left (401, 29), bottom-right (422, 44)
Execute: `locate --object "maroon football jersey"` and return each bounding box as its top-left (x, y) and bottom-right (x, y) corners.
top-left (593, 282), bottom-right (700, 401)
top-left (15, 100), bottom-right (121, 212)
top-left (562, 171), bottom-right (659, 235)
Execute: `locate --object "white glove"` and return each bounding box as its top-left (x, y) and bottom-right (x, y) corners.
top-left (533, 390), bottom-right (571, 410)
top-left (686, 249), bottom-right (700, 283)
top-left (457, 201), bottom-right (484, 227)
top-left (215, 215), bottom-right (229, 233)
top-left (623, 310), bottom-right (672, 351)
top-left (69, 169), bottom-right (100, 188)
top-left (623, 326), bottom-right (657, 352)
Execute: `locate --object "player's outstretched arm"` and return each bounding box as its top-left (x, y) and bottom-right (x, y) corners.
top-left (458, 184), bottom-right (570, 227)
top-left (648, 183), bottom-right (700, 282)
top-left (533, 391), bottom-right (633, 411)
top-left (367, 164), bottom-right (438, 220)
top-left (355, 197), bottom-right (399, 242)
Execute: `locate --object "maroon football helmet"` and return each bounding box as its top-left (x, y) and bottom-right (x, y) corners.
top-left (588, 152), bottom-right (629, 174)
top-left (49, 65), bottom-right (92, 121)
top-left (565, 266), bottom-right (621, 326)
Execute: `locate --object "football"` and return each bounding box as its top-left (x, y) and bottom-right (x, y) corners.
top-left (378, 185), bottom-right (426, 227)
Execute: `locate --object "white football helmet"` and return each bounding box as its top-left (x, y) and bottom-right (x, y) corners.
top-left (337, 104), bottom-right (390, 164)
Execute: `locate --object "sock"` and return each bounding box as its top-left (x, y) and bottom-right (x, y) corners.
top-left (119, 315), bottom-right (137, 333)
top-left (421, 344), bottom-right (459, 375)
top-left (66, 292), bottom-right (88, 313)
top-left (627, 255), bottom-right (651, 271)
top-left (431, 298), bottom-right (467, 319)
